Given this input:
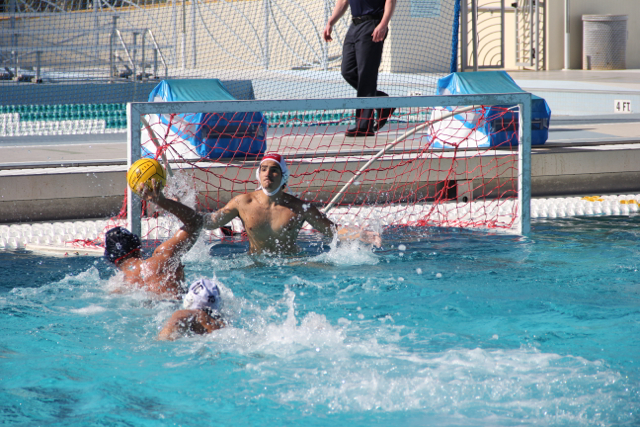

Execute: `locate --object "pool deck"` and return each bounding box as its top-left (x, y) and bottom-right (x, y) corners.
top-left (1, 69), bottom-right (640, 223)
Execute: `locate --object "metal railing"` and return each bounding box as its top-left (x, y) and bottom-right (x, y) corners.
top-left (515, 0), bottom-right (546, 70)
top-left (109, 28), bottom-right (168, 82)
top-left (1, 0), bottom-right (169, 85)
top-left (460, 0), bottom-right (545, 71)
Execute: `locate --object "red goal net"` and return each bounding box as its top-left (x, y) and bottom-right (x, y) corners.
top-left (114, 97), bottom-right (527, 245)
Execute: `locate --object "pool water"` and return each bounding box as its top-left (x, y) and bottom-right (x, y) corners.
top-left (1, 217), bottom-right (639, 426)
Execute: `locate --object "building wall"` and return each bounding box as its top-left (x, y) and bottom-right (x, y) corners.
top-left (462, 5), bottom-right (518, 71)
top-left (381, 0), bottom-right (457, 73)
top-left (547, 0), bottom-right (639, 70)
top-left (1, 1), bottom-right (460, 79)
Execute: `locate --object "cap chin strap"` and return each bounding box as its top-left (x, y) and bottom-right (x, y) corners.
top-left (256, 168), bottom-right (285, 196)
top-left (114, 247), bottom-right (141, 265)
top-left (258, 182), bottom-right (284, 197)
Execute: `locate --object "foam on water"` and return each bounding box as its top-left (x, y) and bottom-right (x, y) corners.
top-left (69, 304), bottom-right (107, 315)
top-left (276, 345), bottom-right (625, 420)
top-left (309, 236), bottom-right (379, 266)
top-left (157, 285), bottom-right (634, 424)
top-left (212, 288), bottom-right (346, 355)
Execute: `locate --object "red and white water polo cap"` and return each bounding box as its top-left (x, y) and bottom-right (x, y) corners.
top-left (256, 153), bottom-right (290, 195)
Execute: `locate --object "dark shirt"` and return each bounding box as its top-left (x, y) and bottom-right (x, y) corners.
top-left (348, 0), bottom-right (385, 17)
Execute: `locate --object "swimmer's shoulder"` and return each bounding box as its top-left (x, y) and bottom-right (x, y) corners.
top-left (201, 309), bottom-right (225, 331)
top-left (120, 258), bottom-right (144, 282)
top-left (283, 194), bottom-right (322, 216)
top-left (178, 309), bottom-right (224, 333)
top-left (282, 193), bottom-right (307, 210)
top-left (231, 191), bottom-right (258, 207)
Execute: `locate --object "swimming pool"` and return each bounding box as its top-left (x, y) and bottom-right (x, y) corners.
top-left (1, 216), bottom-right (639, 426)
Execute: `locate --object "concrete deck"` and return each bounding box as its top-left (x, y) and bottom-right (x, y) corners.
top-left (1, 70), bottom-right (640, 223)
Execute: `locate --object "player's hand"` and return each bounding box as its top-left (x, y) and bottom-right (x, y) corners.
top-left (323, 23), bottom-right (333, 42)
top-left (338, 226), bottom-right (382, 248)
top-left (137, 178), bottom-right (164, 203)
top-left (359, 229), bottom-right (382, 248)
top-left (371, 22), bottom-right (388, 43)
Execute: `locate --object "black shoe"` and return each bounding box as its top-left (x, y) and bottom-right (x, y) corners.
top-left (376, 107), bottom-right (395, 131)
top-left (345, 125), bottom-right (376, 137)
top-left (346, 108), bottom-right (376, 137)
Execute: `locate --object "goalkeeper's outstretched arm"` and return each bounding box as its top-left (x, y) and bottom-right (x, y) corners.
top-left (201, 199), bottom-right (241, 231)
top-left (303, 203), bottom-right (382, 247)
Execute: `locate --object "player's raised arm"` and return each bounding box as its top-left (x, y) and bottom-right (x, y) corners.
top-left (138, 179), bottom-right (203, 233)
top-left (137, 179), bottom-right (203, 262)
top-left (141, 177), bottom-right (242, 236)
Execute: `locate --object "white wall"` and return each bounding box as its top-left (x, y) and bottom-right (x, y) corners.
top-left (547, 0), bottom-right (639, 70)
top-left (382, 0), bottom-right (457, 73)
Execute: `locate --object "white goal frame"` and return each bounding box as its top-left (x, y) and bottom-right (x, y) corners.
top-left (127, 93), bottom-right (532, 236)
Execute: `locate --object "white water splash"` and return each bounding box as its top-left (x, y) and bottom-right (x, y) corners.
top-left (272, 339), bottom-right (629, 424)
top-left (311, 238), bottom-right (379, 266)
top-left (3, 263), bottom-right (635, 426)
top-left (164, 170), bottom-right (201, 210)
top-left (160, 286), bottom-right (634, 425)
top-left (69, 304), bottom-right (107, 315)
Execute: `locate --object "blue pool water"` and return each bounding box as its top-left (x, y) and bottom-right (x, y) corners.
top-left (1, 217), bottom-right (639, 426)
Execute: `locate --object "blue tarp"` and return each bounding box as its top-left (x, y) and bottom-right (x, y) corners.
top-left (435, 71), bottom-right (551, 147)
top-left (146, 79), bottom-right (266, 159)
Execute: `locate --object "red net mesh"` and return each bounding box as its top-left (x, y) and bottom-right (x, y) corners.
top-left (121, 104), bottom-right (520, 242)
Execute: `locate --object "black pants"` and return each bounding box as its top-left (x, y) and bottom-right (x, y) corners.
top-left (341, 19), bottom-right (387, 130)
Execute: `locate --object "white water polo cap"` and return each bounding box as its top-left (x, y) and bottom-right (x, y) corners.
top-left (256, 153), bottom-right (289, 196)
top-left (183, 278), bottom-right (222, 311)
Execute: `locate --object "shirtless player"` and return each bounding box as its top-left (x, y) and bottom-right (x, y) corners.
top-left (103, 183), bottom-right (203, 297)
top-left (157, 277), bottom-right (225, 340)
top-left (109, 152), bottom-right (379, 294)
top-left (202, 153), bottom-right (380, 254)
top-left (147, 153), bottom-right (380, 255)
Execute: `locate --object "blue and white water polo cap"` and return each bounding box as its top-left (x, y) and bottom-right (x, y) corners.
top-left (183, 278), bottom-right (222, 311)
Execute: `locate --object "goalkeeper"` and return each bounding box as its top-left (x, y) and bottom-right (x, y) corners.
top-left (150, 153), bottom-right (381, 255)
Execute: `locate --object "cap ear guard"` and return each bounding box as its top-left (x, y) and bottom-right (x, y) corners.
top-left (104, 227), bottom-right (141, 264)
top-left (183, 278), bottom-right (222, 311)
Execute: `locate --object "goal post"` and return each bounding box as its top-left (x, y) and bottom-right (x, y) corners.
top-left (518, 93), bottom-right (532, 235)
top-left (126, 92), bottom-right (532, 239)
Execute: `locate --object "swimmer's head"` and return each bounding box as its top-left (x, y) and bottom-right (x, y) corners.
top-left (256, 153), bottom-right (289, 196)
top-left (183, 278), bottom-right (222, 312)
top-left (104, 227), bottom-right (142, 265)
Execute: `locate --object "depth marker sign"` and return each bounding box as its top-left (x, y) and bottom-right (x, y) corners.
top-left (614, 100), bottom-right (632, 114)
